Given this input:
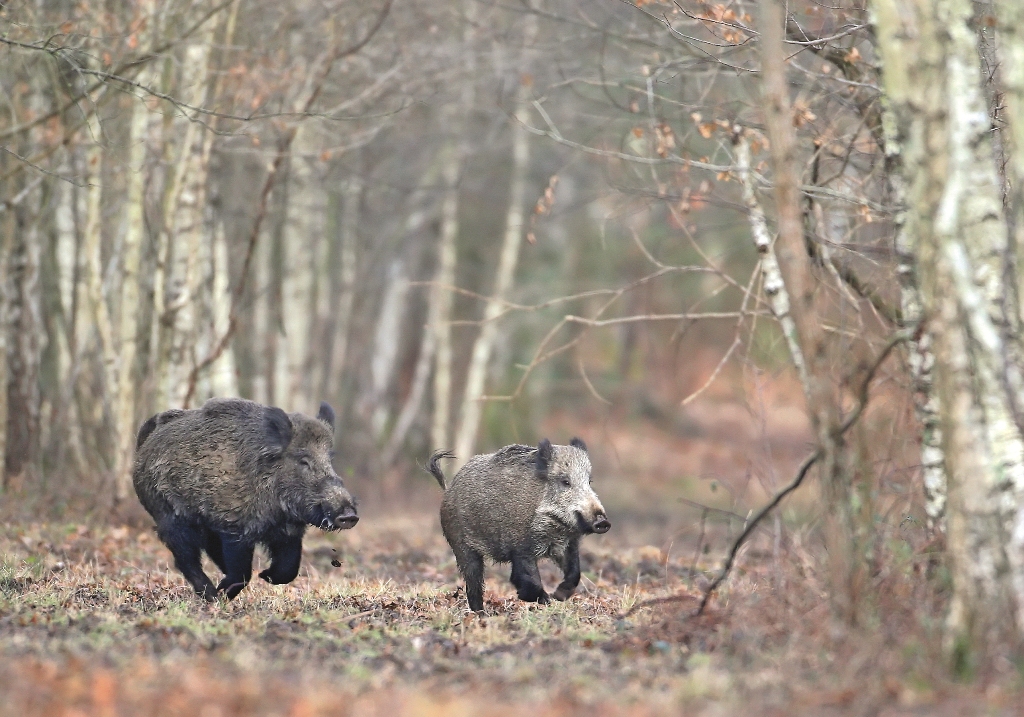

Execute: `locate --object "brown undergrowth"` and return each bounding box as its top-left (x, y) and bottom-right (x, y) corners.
top-left (0, 511), bottom-right (1017, 716)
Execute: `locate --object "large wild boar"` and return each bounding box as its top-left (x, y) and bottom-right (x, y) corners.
top-left (133, 398), bottom-right (358, 600)
top-left (428, 438), bottom-right (610, 613)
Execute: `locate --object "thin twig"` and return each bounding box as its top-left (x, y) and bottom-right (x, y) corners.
top-left (0, 0), bottom-right (236, 143)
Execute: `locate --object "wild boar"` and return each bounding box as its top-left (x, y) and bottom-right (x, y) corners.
top-left (133, 397), bottom-right (358, 600)
top-left (428, 438), bottom-right (610, 613)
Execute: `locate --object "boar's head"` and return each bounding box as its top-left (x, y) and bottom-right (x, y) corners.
top-left (535, 437), bottom-right (610, 535)
top-left (264, 402), bottom-right (358, 531)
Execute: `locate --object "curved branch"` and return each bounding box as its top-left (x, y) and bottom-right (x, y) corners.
top-left (620, 328), bottom-right (912, 620)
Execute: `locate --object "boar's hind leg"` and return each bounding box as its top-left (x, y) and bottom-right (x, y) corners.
top-left (454, 548), bottom-right (486, 613)
top-left (552, 539), bottom-right (581, 601)
top-left (510, 553), bottom-right (550, 605)
top-left (215, 535), bottom-right (255, 599)
top-left (202, 529), bottom-right (227, 575)
top-left (158, 518), bottom-right (218, 601)
top-left (259, 534), bottom-right (303, 585)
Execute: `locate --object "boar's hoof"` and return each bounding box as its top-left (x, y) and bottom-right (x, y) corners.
top-left (216, 577), bottom-right (248, 600)
top-left (197, 585), bottom-right (219, 603)
top-left (552, 586), bottom-right (575, 601)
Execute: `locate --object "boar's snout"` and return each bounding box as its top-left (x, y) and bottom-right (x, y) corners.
top-left (575, 510), bottom-right (611, 535)
top-left (308, 480), bottom-right (359, 531)
top-left (331, 502), bottom-right (359, 530)
top-left (313, 500), bottom-right (358, 531)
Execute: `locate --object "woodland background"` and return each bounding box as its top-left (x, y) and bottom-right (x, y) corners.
top-left (5, 0), bottom-right (1024, 711)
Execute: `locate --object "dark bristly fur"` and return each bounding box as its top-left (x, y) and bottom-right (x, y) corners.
top-left (429, 438), bottom-right (611, 613)
top-left (133, 398), bottom-right (358, 601)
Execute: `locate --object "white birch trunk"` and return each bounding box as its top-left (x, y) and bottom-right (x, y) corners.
top-left (81, 110), bottom-right (119, 444)
top-left (875, 0), bottom-right (1024, 654)
top-left (734, 133), bottom-right (809, 396)
top-left (282, 164), bottom-right (310, 410)
top-left (111, 67), bottom-right (152, 501)
top-left (161, 37), bottom-right (216, 408)
top-left (453, 84), bottom-right (531, 467)
top-left (207, 220), bottom-right (238, 397)
top-left (380, 203), bottom-right (445, 466)
top-left (367, 259), bottom-right (409, 439)
top-left (325, 173), bottom-right (362, 404)
top-left (52, 172), bottom-right (83, 472)
top-left (872, 12), bottom-right (949, 526)
top-left (995, 0), bottom-right (1024, 322)
top-left (431, 141), bottom-right (460, 453)
top-left (430, 0), bottom-right (478, 454)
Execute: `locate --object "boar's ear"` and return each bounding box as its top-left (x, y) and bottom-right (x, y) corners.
top-left (317, 401), bottom-right (336, 431)
top-left (263, 407), bottom-right (294, 458)
top-left (536, 438), bottom-right (553, 480)
top-left (569, 437), bottom-right (588, 453)
top-left (136, 415), bottom-right (159, 450)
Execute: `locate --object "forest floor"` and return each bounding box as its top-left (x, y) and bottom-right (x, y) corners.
top-left (1, 376), bottom-right (1019, 715)
top-left (0, 512), bottom-right (1016, 716)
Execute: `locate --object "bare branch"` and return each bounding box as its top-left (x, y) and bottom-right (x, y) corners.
top-left (621, 328), bottom-right (911, 620)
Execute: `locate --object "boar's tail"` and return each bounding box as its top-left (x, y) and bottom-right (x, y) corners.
top-left (426, 450), bottom-right (455, 490)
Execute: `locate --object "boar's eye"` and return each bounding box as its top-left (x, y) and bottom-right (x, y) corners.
top-left (560, 476), bottom-right (571, 488)
top-left (299, 457), bottom-right (312, 470)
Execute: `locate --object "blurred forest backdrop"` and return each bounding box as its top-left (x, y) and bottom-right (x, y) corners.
top-left (0, 0), bottom-right (811, 510)
top-left (8, 0), bottom-right (1024, 673)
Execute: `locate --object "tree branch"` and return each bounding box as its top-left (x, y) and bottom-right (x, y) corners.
top-left (620, 328), bottom-right (911, 620)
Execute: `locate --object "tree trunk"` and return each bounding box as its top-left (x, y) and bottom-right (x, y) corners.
top-left (80, 108), bottom-right (118, 475)
top-left (5, 184), bottom-right (43, 486)
top-left (430, 0), bottom-right (477, 455)
top-left (366, 259), bottom-right (409, 439)
top-left (875, 0), bottom-right (1024, 663)
top-left (207, 219), bottom-right (238, 397)
top-left (111, 66), bottom-right (152, 502)
top-left (760, 0), bottom-right (855, 622)
top-left (325, 172), bottom-right (362, 404)
top-left (265, 156), bottom-right (290, 407)
top-left (161, 38), bottom-right (216, 408)
top-left (0, 169), bottom-right (14, 490)
top-left (453, 78), bottom-right (532, 467)
top-left (431, 140), bottom-right (460, 453)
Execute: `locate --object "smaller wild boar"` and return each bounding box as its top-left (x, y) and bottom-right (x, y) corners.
top-left (428, 438), bottom-right (610, 613)
top-left (133, 398), bottom-right (358, 600)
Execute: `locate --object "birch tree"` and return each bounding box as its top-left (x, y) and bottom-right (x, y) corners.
top-left (430, 0), bottom-right (479, 455)
top-left (874, 0), bottom-right (1024, 662)
top-left (453, 77), bottom-right (532, 467)
top-left (158, 22), bottom-right (218, 408)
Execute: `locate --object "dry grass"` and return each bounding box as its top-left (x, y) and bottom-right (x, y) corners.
top-left (0, 509), bottom-right (1018, 716)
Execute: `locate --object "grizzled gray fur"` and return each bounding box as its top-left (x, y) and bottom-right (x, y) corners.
top-left (133, 397), bottom-right (358, 601)
top-left (428, 438), bottom-right (610, 612)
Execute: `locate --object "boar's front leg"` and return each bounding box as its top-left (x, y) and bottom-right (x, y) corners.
top-left (552, 538), bottom-right (581, 601)
top-left (215, 534), bottom-right (255, 599)
top-left (259, 534), bottom-right (304, 585)
top-left (158, 517), bottom-right (218, 601)
top-left (510, 552), bottom-right (550, 605)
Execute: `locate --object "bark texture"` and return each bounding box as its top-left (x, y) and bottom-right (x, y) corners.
top-left (874, 0), bottom-right (1024, 659)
